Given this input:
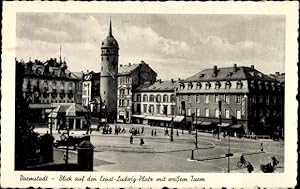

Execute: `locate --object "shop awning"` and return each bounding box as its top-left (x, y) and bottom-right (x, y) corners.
top-left (145, 116), bottom-right (172, 121)
top-left (217, 123), bottom-right (231, 127)
top-left (173, 116), bottom-right (184, 122)
top-left (230, 124), bottom-right (243, 129)
top-left (48, 112), bottom-right (58, 118)
top-left (200, 121), bottom-right (212, 126)
top-left (131, 114), bottom-right (145, 119)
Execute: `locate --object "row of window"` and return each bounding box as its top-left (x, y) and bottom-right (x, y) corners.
top-left (119, 88), bottom-right (131, 96)
top-left (119, 99), bottom-right (131, 107)
top-left (137, 104), bottom-right (176, 115)
top-left (119, 77), bottom-right (131, 85)
top-left (179, 81), bottom-right (243, 90)
top-left (180, 94), bottom-right (241, 104)
top-left (180, 107), bottom-right (242, 120)
top-left (135, 94), bottom-right (176, 103)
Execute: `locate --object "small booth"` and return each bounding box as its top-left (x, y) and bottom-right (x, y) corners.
top-left (48, 103), bottom-right (89, 130)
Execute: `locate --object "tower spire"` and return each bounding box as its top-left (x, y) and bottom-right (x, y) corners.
top-left (109, 17), bottom-right (112, 36)
top-left (59, 45), bottom-right (62, 63)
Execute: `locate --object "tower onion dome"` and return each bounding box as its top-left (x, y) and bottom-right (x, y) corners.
top-left (101, 19), bottom-right (119, 48)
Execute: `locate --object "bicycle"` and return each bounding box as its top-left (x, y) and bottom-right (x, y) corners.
top-left (237, 160), bottom-right (250, 168)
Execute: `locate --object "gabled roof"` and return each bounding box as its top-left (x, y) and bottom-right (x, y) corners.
top-left (118, 64), bottom-right (139, 75)
top-left (184, 66), bottom-right (275, 82)
top-left (135, 80), bottom-right (178, 92)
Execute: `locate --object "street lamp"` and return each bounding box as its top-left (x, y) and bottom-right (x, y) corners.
top-left (170, 117), bottom-right (174, 142)
top-left (192, 113), bottom-right (198, 148)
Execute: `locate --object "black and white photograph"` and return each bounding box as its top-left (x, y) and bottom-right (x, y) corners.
top-left (1, 1), bottom-right (298, 188)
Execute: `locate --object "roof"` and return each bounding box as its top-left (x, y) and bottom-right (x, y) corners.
top-left (118, 64), bottom-right (139, 75)
top-left (184, 66), bottom-right (276, 82)
top-left (72, 72), bottom-right (83, 79)
top-left (135, 80), bottom-right (178, 92)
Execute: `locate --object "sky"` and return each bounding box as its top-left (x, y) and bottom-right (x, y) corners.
top-left (16, 13), bottom-right (285, 80)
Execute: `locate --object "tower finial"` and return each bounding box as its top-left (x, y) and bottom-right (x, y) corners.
top-left (109, 17), bottom-right (112, 36)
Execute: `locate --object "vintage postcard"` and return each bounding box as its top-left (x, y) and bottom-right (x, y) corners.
top-left (1, 1), bottom-right (298, 188)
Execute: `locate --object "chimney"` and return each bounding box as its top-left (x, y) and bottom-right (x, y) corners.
top-left (120, 64), bottom-right (123, 67)
top-left (178, 78), bottom-right (181, 81)
top-left (128, 63), bottom-right (131, 66)
top-left (251, 65), bottom-right (255, 70)
top-left (275, 72), bottom-right (280, 76)
top-left (159, 79), bottom-right (162, 83)
top-left (233, 64), bottom-right (238, 72)
top-left (213, 65), bottom-right (218, 75)
top-left (171, 78), bottom-right (174, 83)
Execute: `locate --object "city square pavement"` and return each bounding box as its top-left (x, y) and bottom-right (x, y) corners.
top-left (34, 123), bottom-right (284, 173)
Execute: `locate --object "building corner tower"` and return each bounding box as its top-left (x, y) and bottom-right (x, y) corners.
top-left (100, 19), bottom-right (119, 122)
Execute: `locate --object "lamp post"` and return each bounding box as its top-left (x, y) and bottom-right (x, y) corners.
top-left (170, 117), bottom-right (174, 142)
top-left (218, 100), bottom-right (222, 140)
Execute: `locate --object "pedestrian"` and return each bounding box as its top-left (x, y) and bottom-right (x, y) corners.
top-left (151, 129), bottom-right (153, 136)
top-left (137, 128), bottom-right (140, 135)
top-left (141, 127), bottom-right (144, 135)
top-left (130, 135), bottom-right (133, 144)
top-left (140, 138), bottom-right (144, 146)
top-left (260, 143), bottom-right (264, 152)
top-left (247, 162), bottom-right (254, 173)
top-left (154, 129), bottom-right (157, 136)
top-left (176, 129), bottom-right (179, 136)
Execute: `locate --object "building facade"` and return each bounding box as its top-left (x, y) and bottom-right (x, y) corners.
top-left (117, 61), bottom-right (157, 123)
top-left (100, 20), bottom-right (119, 123)
top-left (82, 71), bottom-right (100, 110)
top-left (176, 64), bottom-right (282, 137)
top-left (132, 79), bottom-right (183, 127)
top-left (16, 57), bottom-right (82, 123)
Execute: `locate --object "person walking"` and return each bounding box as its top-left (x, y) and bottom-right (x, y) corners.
top-left (247, 162), bottom-right (254, 173)
top-left (154, 129), bottom-right (157, 136)
top-left (140, 138), bottom-right (144, 146)
top-left (260, 143), bottom-right (264, 152)
top-left (151, 129), bottom-right (154, 136)
top-left (130, 135), bottom-right (133, 144)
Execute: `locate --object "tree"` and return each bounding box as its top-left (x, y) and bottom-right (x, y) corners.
top-left (15, 61), bottom-right (41, 170)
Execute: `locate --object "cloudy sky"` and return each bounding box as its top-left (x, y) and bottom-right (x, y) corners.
top-left (16, 13), bottom-right (285, 80)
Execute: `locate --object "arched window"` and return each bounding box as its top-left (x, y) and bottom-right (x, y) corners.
top-left (215, 81), bottom-right (221, 89)
top-left (265, 82), bottom-right (269, 90)
top-left (188, 82), bottom-right (193, 90)
top-left (205, 82), bottom-right (211, 90)
top-left (196, 82), bottom-right (202, 90)
top-left (236, 80), bottom-right (243, 89)
top-left (179, 83), bottom-right (185, 90)
top-left (250, 80), bottom-right (256, 89)
top-left (225, 81), bottom-right (231, 89)
top-left (150, 94), bottom-right (155, 102)
top-left (156, 94), bottom-right (161, 102)
top-left (258, 81), bottom-right (263, 90)
top-left (143, 94), bottom-right (148, 102)
top-left (137, 94), bottom-right (141, 102)
top-left (163, 95), bottom-right (169, 102)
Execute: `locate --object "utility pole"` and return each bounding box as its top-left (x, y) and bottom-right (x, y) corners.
top-left (218, 100), bottom-right (222, 139)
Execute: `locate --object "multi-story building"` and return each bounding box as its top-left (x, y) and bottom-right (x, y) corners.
top-left (117, 61), bottom-right (157, 123)
top-left (16, 57), bottom-right (82, 123)
top-left (176, 64), bottom-right (282, 137)
top-left (82, 71), bottom-right (100, 110)
top-left (132, 79), bottom-right (183, 127)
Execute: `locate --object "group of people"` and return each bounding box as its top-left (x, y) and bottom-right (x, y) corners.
top-left (114, 125), bottom-right (126, 135)
top-left (129, 127), bottom-right (144, 136)
top-left (240, 154), bottom-right (279, 173)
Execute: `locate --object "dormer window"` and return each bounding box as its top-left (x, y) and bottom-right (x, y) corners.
top-left (187, 82), bottom-right (193, 90)
top-left (236, 80), bottom-right (243, 89)
top-left (215, 81), bottom-right (221, 89)
top-left (196, 82), bottom-right (202, 90)
top-left (179, 83), bottom-right (185, 90)
top-left (205, 82), bottom-right (211, 90)
top-left (225, 81), bottom-right (231, 89)
top-left (199, 74), bottom-right (205, 78)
